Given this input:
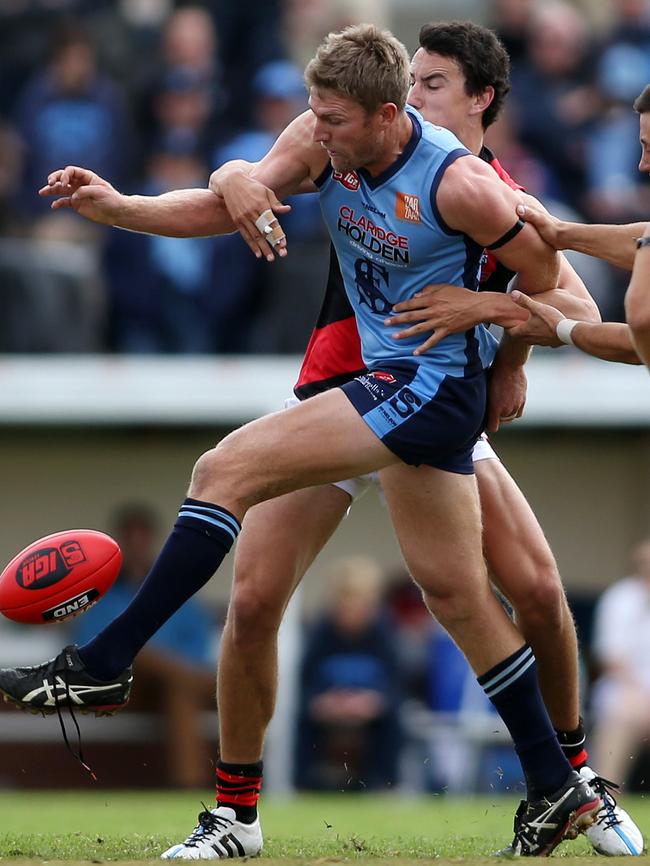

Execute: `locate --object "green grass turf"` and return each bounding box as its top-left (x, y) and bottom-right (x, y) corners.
top-left (0, 790), bottom-right (648, 861)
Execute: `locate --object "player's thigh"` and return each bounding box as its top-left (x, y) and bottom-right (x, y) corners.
top-left (233, 483), bottom-right (352, 611)
top-left (475, 456), bottom-right (559, 602)
top-left (380, 462), bottom-right (485, 595)
top-left (209, 388), bottom-right (397, 504)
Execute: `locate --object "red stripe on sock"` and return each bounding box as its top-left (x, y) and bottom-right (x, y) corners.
top-left (216, 768), bottom-right (263, 807)
top-left (216, 768), bottom-right (262, 785)
top-left (568, 749), bottom-right (588, 769)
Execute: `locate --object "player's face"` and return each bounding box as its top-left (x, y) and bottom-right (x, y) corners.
top-left (407, 48), bottom-right (483, 137)
top-left (639, 112), bottom-right (650, 175)
top-left (309, 87), bottom-right (382, 172)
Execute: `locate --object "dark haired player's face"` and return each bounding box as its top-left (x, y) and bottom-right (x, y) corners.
top-left (309, 87), bottom-right (383, 173)
top-left (639, 112), bottom-right (650, 175)
top-left (407, 48), bottom-right (476, 138)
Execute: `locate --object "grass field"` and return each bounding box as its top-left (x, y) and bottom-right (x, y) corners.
top-left (1, 790), bottom-right (649, 863)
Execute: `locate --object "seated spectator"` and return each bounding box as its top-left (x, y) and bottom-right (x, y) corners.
top-left (509, 0), bottom-right (599, 213)
top-left (590, 538), bottom-right (650, 788)
top-left (213, 59), bottom-right (327, 353)
top-left (14, 21), bottom-right (131, 217)
top-left (137, 5), bottom-right (226, 156)
top-left (385, 571), bottom-right (434, 704)
top-left (0, 209), bottom-right (106, 353)
top-left (104, 129), bottom-right (264, 354)
top-left (213, 59), bottom-right (321, 241)
top-left (72, 503), bottom-right (218, 788)
top-left (295, 556), bottom-right (401, 791)
top-left (584, 0), bottom-right (650, 221)
top-left (489, 0), bottom-right (535, 64)
top-left (150, 66), bottom-right (217, 166)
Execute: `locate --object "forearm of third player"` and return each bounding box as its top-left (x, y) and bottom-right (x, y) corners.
top-left (571, 322), bottom-right (641, 365)
top-left (557, 221), bottom-right (646, 271)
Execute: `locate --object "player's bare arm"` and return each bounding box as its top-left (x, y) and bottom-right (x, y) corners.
top-left (505, 193), bottom-right (601, 321)
top-left (624, 227), bottom-right (650, 368)
top-left (214, 111), bottom-right (327, 261)
top-left (39, 165), bottom-right (235, 237)
top-left (481, 234), bottom-right (599, 430)
top-left (508, 291), bottom-right (641, 364)
top-left (434, 156), bottom-right (559, 431)
top-left (385, 284), bottom-right (529, 355)
top-left (437, 155), bottom-right (561, 293)
top-left (528, 254), bottom-right (601, 322)
top-left (517, 201), bottom-right (646, 272)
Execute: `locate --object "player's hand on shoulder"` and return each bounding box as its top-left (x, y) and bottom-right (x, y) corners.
top-left (516, 198), bottom-right (564, 251)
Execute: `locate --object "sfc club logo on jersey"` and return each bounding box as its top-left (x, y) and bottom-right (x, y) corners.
top-left (16, 541), bottom-right (87, 590)
top-left (333, 170), bottom-right (360, 191)
top-left (395, 192), bottom-right (421, 224)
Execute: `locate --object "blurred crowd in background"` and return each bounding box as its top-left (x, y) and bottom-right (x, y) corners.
top-left (0, 0), bottom-right (648, 353)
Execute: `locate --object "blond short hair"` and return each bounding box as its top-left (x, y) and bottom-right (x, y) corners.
top-left (304, 23), bottom-right (410, 115)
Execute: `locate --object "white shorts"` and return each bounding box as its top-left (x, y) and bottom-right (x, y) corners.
top-left (283, 397), bottom-right (499, 502)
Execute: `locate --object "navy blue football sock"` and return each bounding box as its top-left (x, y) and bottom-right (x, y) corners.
top-left (478, 644), bottom-right (572, 800)
top-left (79, 498), bottom-right (240, 681)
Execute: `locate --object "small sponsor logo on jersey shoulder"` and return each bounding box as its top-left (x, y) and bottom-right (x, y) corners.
top-left (396, 192), bottom-right (421, 223)
top-left (333, 170), bottom-right (360, 191)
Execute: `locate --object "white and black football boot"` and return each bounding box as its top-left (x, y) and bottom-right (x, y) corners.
top-left (161, 807), bottom-right (263, 860)
top-left (580, 767), bottom-right (644, 856)
top-left (495, 770), bottom-right (602, 857)
top-left (0, 644), bottom-right (132, 716)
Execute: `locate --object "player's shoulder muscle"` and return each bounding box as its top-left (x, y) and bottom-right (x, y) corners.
top-left (436, 154), bottom-right (523, 244)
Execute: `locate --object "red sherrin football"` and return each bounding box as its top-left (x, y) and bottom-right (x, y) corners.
top-left (0, 529), bottom-right (122, 624)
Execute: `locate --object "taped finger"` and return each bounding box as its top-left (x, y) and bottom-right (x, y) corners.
top-left (254, 208), bottom-right (286, 249)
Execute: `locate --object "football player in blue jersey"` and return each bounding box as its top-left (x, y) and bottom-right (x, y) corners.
top-left (1, 22), bottom-right (621, 860)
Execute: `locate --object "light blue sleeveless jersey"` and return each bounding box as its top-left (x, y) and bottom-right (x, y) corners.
top-left (315, 107), bottom-right (498, 379)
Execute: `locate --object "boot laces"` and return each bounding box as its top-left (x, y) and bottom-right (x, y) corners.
top-left (184, 806), bottom-right (234, 846)
top-left (52, 655), bottom-right (97, 783)
top-left (588, 775), bottom-right (622, 829)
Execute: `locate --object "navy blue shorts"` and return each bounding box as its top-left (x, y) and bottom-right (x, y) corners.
top-left (340, 363), bottom-right (487, 474)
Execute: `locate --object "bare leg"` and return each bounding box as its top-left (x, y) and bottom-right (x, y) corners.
top-left (218, 485), bottom-right (352, 763)
top-left (476, 457), bottom-right (580, 731)
top-left (380, 463), bottom-right (525, 672)
top-left (191, 390), bottom-right (396, 519)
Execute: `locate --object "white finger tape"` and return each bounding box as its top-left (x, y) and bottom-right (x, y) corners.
top-left (254, 209), bottom-right (286, 248)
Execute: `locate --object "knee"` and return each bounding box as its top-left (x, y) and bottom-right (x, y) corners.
top-left (419, 575), bottom-right (481, 629)
top-left (189, 435), bottom-right (250, 506)
top-left (511, 564), bottom-right (568, 631)
top-left (189, 448), bottom-right (221, 498)
top-left (227, 579), bottom-right (285, 647)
